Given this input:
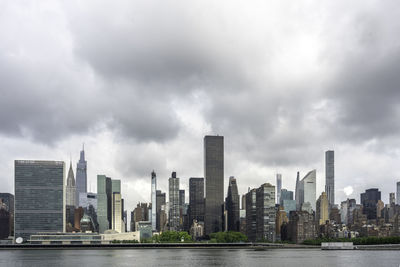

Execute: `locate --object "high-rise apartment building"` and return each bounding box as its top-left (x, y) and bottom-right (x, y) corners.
top-left (204, 135), bottom-right (224, 235)
top-left (276, 174), bottom-right (282, 205)
top-left (226, 176), bottom-right (240, 231)
top-left (0, 193), bottom-right (14, 237)
top-left (169, 172), bottom-right (180, 231)
top-left (66, 162), bottom-right (76, 207)
top-left (76, 146), bottom-right (87, 206)
top-left (299, 170), bottom-right (316, 212)
top-left (389, 192), bottom-right (395, 205)
top-left (189, 178), bottom-right (205, 227)
top-left (14, 160), bottom-right (65, 241)
top-left (325, 150), bottom-right (335, 207)
top-left (151, 171), bottom-right (157, 231)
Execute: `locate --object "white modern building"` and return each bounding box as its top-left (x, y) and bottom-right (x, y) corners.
top-left (299, 170), bottom-right (316, 212)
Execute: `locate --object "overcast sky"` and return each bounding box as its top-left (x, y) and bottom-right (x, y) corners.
top-left (1, 0), bottom-right (400, 214)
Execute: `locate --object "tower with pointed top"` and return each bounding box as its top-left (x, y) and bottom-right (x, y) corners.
top-left (76, 145), bottom-right (87, 207)
top-left (66, 161), bottom-right (77, 207)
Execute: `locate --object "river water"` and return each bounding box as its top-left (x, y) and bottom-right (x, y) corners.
top-left (0, 248), bottom-right (399, 267)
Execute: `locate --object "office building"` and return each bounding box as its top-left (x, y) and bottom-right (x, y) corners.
top-left (280, 189), bottom-right (294, 206)
top-left (276, 174), bottom-right (282, 205)
top-left (325, 150), bottom-right (335, 207)
top-left (189, 178), bottom-right (205, 228)
top-left (225, 176), bottom-right (240, 231)
top-left (97, 175), bottom-right (112, 233)
top-left (397, 182), bottom-right (400, 205)
top-left (66, 162), bottom-right (76, 207)
top-left (282, 200), bottom-right (296, 215)
top-left (151, 171), bottom-right (157, 231)
top-left (316, 192), bottom-right (329, 225)
top-left (76, 146), bottom-right (87, 206)
top-left (204, 135), bottom-right (224, 235)
top-left (299, 170), bottom-right (316, 212)
top-left (14, 160), bottom-right (65, 241)
top-left (0, 193), bottom-right (14, 237)
top-left (112, 193), bottom-right (122, 233)
top-left (287, 210), bottom-right (316, 243)
top-left (245, 189), bottom-right (257, 242)
top-left (256, 183), bottom-right (276, 242)
top-left (169, 172), bottom-right (180, 231)
top-left (0, 200), bottom-right (10, 239)
top-left (361, 188), bottom-right (381, 220)
top-left (156, 190), bottom-right (166, 232)
top-left (390, 192), bottom-right (395, 205)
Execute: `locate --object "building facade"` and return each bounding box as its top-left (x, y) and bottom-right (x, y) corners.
top-left (325, 150), bottom-right (335, 207)
top-left (189, 178), bottom-right (205, 228)
top-left (316, 192), bottom-right (329, 225)
top-left (204, 135), bottom-right (224, 235)
top-left (0, 193), bottom-right (14, 237)
top-left (256, 183), bottom-right (276, 242)
top-left (361, 188), bottom-right (381, 220)
top-left (76, 146), bottom-right (87, 207)
top-left (276, 174), bottom-right (282, 205)
top-left (299, 170), bottom-right (317, 212)
top-left (97, 175), bottom-right (112, 233)
top-left (168, 172), bottom-right (180, 231)
top-left (14, 160), bottom-right (65, 241)
top-left (66, 162), bottom-right (76, 207)
top-left (225, 176), bottom-right (240, 231)
top-left (156, 190), bottom-right (166, 232)
top-left (245, 189), bottom-right (257, 242)
top-left (151, 171), bottom-right (157, 231)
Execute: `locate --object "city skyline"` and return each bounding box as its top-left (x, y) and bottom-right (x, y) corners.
top-left (2, 1), bottom-right (400, 221)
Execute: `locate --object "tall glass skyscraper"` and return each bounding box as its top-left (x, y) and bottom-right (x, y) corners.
top-left (14, 160), bottom-right (65, 241)
top-left (151, 171), bottom-right (157, 231)
top-left (188, 178), bottom-right (205, 225)
top-left (204, 135), bottom-right (224, 235)
top-left (299, 170), bottom-right (316, 211)
top-left (325, 150), bottom-right (335, 207)
top-left (97, 175), bottom-right (111, 233)
top-left (76, 146), bottom-right (87, 206)
top-left (226, 176), bottom-right (240, 231)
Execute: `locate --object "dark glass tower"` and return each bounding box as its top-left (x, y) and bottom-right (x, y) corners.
top-left (156, 190), bottom-right (166, 232)
top-left (189, 178), bottom-right (205, 225)
top-left (204, 135), bottom-right (224, 235)
top-left (14, 160), bottom-right (65, 241)
top-left (325, 150), bottom-right (335, 207)
top-left (97, 175), bottom-right (112, 233)
top-left (76, 145), bottom-right (87, 206)
top-left (361, 188), bottom-right (381, 220)
top-left (226, 176), bottom-right (240, 231)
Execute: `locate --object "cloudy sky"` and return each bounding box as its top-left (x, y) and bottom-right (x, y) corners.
top-left (1, 0), bottom-right (400, 213)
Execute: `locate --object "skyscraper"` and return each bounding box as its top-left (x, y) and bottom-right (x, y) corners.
top-left (156, 190), bottom-right (166, 232)
top-left (97, 175), bottom-right (112, 233)
top-left (389, 192), bottom-right (396, 205)
top-left (256, 183), bottom-right (276, 242)
top-left (226, 176), bottom-right (240, 231)
top-left (14, 160), bottom-right (65, 241)
top-left (168, 172), bottom-right (180, 231)
top-left (204, 135), bottom-right (224, 235)
top-left (245, 188), bottom-right (257, 242)
top-left (295, 172), bottom-right (300, 210)
top-left (361, 188), bottom-right (381, 220)
top-left (112, 193), bottom-right (122, 233)
top-left (397, 182), bottom-right (400, 205)
top-left (189, 178), bottom-right (205, 226)
top-left (151, 171), bottom-right (157, 231)
top-left (316, 192), bottom-right (329, 225)
top-left (66, 161), bottom-right (76, 207)
top-left (299, 170), bottom-right (316, 212)
top-left (76, 146), bottom-right (87, 206)
top-left (325, 150), bottom-right (335, 207)
top-left (276, 174), bottom-right (282, 205)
